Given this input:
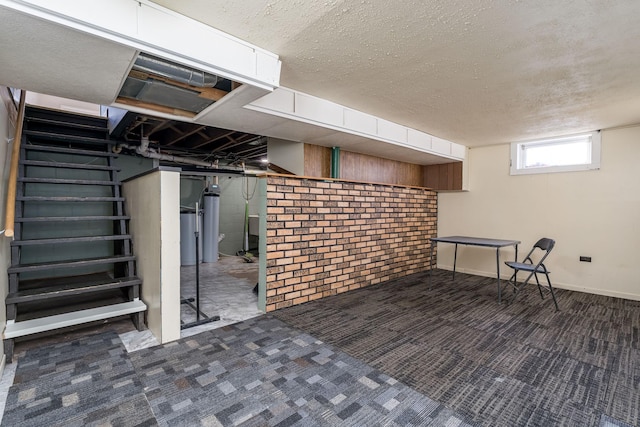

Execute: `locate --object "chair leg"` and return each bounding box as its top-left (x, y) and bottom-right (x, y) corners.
top-left (508, 270), bottom-right (535, 305)
top-left (534, 273), bottom-right (545, 299)
top-left (502, 271), bottom-right (517, 295)
top-left (544, 272), bottom-right (559, 311)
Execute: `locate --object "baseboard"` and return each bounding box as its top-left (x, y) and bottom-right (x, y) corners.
top-left (551, 282), bottom-right (640, 302)
top-left (436, 264), bottom-right (640, 302)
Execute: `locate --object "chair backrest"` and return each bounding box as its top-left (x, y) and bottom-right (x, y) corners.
top-left (523, 237), bottom-right (555, 266)
top-left (534, 238), bottom-right (555, 252)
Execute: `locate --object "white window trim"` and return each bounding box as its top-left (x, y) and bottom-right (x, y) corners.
top-left (510, 131), bottom-right (601, 175)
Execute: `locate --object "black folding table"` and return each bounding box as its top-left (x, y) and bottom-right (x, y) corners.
top-left (429, 236), bottom-right (520, 303)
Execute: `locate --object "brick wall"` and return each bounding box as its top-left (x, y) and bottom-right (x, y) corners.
top-left (265, 175), bottom-right (437, 312)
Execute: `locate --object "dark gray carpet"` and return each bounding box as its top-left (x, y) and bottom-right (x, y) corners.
top-left (130, 316), bottom-right (473, 426)
top-left (1, 332), bottom-right (155, 427)
top-left (274, 269), bottom-right (640, 426)
top-left (3, 270), bottom-right (637, 426)
top-left (2, 317), bottom-right (474, 426)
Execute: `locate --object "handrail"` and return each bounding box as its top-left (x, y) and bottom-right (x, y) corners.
top-left (4, 90), bottom-right (26, 238)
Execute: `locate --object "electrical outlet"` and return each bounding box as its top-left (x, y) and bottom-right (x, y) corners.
top-left (579, 256), bottom-right (592, 262)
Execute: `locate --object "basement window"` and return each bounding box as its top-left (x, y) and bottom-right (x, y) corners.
top-left (510, 131), bottom-right (601, 175)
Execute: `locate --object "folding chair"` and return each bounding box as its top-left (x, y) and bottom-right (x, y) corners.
top-left (502, 238), bottom-right (559, 311)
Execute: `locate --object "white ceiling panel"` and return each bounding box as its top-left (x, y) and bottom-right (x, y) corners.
top-left (0, 7), bottom-right (137, 105)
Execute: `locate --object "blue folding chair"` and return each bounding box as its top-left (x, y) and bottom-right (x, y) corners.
top-left (503, 238), bottom-right (559, 311)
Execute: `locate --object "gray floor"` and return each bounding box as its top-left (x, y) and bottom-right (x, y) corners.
top-left (179, 255), bottom-right (263, 338)
top-left (1, 266), bottom-right (637, 426)
top-left (1, 316), bottom-right (475, 426)
top-left (275, 269), bottom-right (640, 427)
top-left (0, 255), bottom-right (263, 423)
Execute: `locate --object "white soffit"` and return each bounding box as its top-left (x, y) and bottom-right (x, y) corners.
top-left (247, 88), bottom-right (465, 162)
top-left (0, 7), bottom-right (137, 105)
top-left (0, 0), bottom-right (281, 91)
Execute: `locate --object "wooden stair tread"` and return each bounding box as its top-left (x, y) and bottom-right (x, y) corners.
top-left (18, 177), bottom-right (118, 186)
top-left (11, 235), bottom-right (132, 246)
top-left (17, 196), bottom-right (124, 202)
top-left (16, 215), bottom-right (130, 222)
top-left (20, 160), bottom-right (118, 171)
top-left (7, 276), bottom-right (141, 304)
top-left (3, 300), bottom-right (146, 339)
top-left (23, 143), bottom-right (116, 157)
top-left (8, 255), bottom-right (136, 273)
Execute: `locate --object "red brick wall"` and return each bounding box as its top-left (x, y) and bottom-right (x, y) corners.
top-left (265, 176), bottom-right (437, 312)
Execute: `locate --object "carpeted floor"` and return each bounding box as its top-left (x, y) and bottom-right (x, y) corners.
top-left (274, 269), bottom-right (640, 426)
top-left (2, 269), bottom-right (638, 426)
top-left (1, 316), bottom-right (473, 426)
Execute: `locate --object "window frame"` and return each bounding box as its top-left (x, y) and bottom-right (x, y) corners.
top-left (509, 131), bottom-right (601, 175)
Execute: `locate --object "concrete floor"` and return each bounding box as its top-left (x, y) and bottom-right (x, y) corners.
top-left (179, 254), bottom-right (262, 338)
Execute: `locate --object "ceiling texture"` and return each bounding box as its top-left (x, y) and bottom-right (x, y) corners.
top-left (153, 0), bottom-right (640, 146)
top-left (1, 0), bottom-right (640, 167)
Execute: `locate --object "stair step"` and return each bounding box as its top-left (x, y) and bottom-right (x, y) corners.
top-left (17, 196), bottom-right (124, 202)
top-left (25, 116), bottom-right (108, 133)
top-left (16, 215), bottom-right (130, 223)
top-left (3, 300), bottom-right (147, 339)
top-left (20, 159), bottom-right (119, 171)
top-left (25, 106), bottom-right (108, 130)
top-left (8, 255), bottom-right (136, 274)
top-left (18, 177), bottom-right (118, 186)
top-left (24, 130), bottom-right (113, 146)
top-left (11, 235), bottom-right (132, 246)
top-left (24, 143), bottom-right (116, 157)
top-left (7, 275), bottom-right (141, 304)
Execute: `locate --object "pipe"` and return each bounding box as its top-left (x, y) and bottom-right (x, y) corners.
top-left (116, 142), bottom-right (220, 168)
top-left (331, 146), bottom-right (340, 179)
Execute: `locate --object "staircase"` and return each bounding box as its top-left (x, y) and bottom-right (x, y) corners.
top-left (4, 106), bottom-right (146, 362)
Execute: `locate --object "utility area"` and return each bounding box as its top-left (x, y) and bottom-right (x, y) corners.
top-left (178, 172), bottom-right (262, 333)
top-left (6, 88), bottom-right (269, 355)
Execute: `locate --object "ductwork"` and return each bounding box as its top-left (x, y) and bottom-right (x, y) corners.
top-left (133, 52), bottom-right (219, 88)
top-left (115, 140), bottom-right (220, 169)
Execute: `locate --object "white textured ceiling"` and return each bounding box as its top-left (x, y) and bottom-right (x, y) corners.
top-left (0, 8), bottom-right (137, 105)
top-left (151, 0), bottom-right (640, 146)
top-left (2, 1), bottom-right (640, 156)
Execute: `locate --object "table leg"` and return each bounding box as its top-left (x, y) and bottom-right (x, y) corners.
top-left (429, 242), bottom-right (434, 288)
top-left (452, 243), bottom-right (458, 280)
top-left (496, 247), bottom-right (501, 304)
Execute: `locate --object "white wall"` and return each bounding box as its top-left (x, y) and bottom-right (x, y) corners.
top-left (267, 137), bottom-right (304, 175)
top-left (123, 169), bottom-right (181, 343)
top-left (438, 126), bottom-right (640, 301)
top-left (218, 175), bottom-right (261, 255)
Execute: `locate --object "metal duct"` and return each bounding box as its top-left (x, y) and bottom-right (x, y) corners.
top-left (133, 53), bottom-right (219, 88)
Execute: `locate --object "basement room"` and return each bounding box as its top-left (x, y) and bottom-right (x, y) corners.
top-left (0, 1), bottom-right (638, 426)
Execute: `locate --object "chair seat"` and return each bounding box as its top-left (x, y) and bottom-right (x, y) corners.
top-left (504, 261), bottom-right (549, 274)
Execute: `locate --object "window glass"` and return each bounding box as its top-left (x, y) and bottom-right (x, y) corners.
top-left (510, 132), bottom-right (600, 175)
